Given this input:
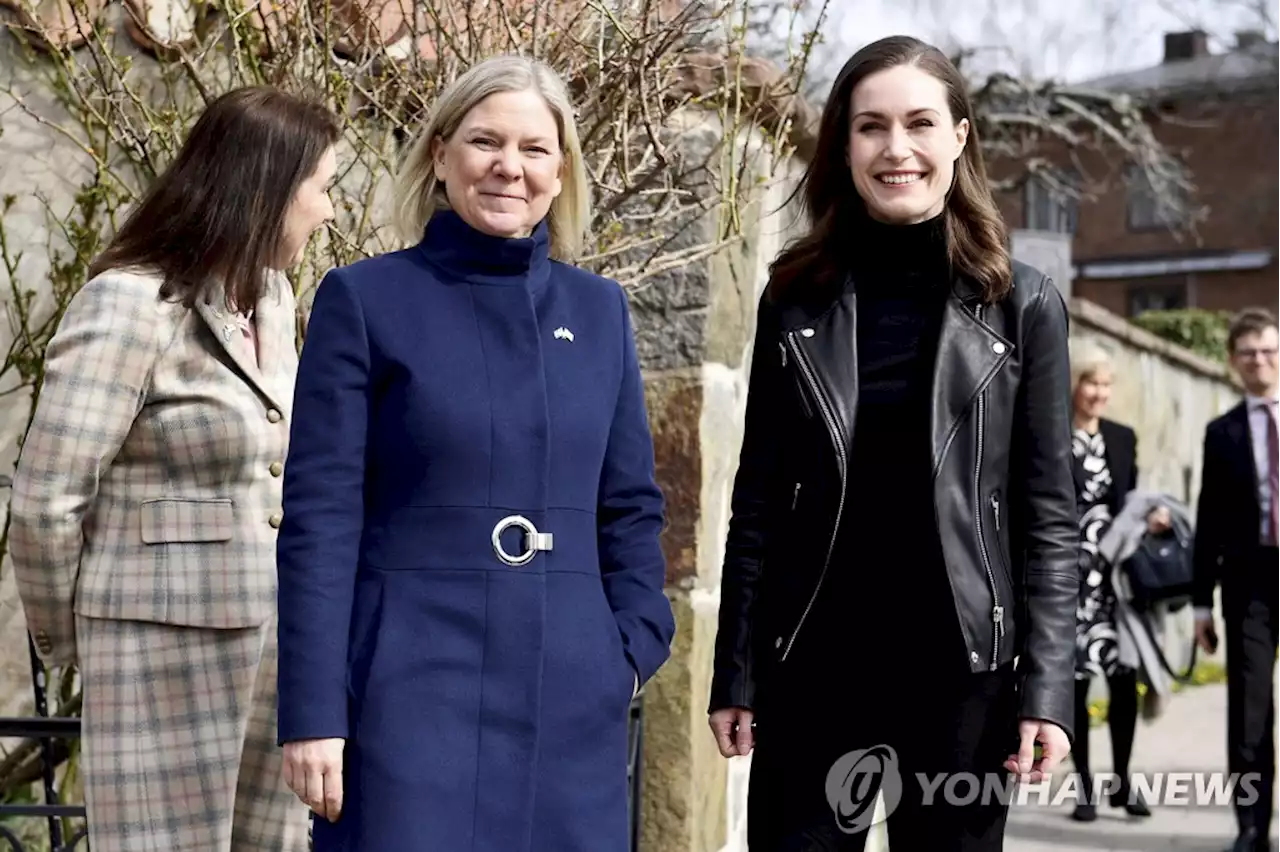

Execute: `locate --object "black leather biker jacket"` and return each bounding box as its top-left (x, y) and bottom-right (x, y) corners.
top-left (708, 260), bottom-right (1081, 746)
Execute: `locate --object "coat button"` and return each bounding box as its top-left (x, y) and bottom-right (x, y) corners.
top-left (992, 342), bottom-right (1006, 354)
top-left (34, 631), bottom-right (53, 654)
top-left (267, 409), bottom-right (282, 423)
top-left (268, 513), bottom-right (282, 528)
top-left (269, 461), bottom-right (283, 477)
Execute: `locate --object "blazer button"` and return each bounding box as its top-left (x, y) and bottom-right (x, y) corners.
top-left (34, 631), bottom-right (53, 655)
top-left (269, 461), bottom-right (283, 477)
top-left (268, 512), bottom-right (282, 529)
top-left (267, 409), bottom-right (282, 423)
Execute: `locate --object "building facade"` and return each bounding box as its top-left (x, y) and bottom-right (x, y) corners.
top-left (1001, 29), bottom-right (1278, 319)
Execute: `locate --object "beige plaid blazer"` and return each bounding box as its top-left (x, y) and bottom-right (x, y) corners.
top-left (10, 268), bottom-right (298, 667)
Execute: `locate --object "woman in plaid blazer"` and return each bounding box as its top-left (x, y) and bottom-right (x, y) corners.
top-left (10, 86), bottom-right (340, 852)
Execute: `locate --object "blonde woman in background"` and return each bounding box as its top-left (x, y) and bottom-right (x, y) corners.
top-left (1067, 340), bottom-right (1170, 822)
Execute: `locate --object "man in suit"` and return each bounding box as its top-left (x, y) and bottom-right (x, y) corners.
top-left (1194, 307), bottom-right (1280, 852)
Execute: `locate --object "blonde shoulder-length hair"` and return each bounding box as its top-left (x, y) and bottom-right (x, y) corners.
top-left (391, 54), bottom-right (592, 261)
top-left (1069, 339), bottom-right (1114, 391)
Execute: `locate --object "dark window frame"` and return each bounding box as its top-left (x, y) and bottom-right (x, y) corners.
top-left (1023, 168), bottom-right (1080, 234)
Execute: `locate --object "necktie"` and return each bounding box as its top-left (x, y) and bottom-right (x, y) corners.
top-left (1267, 401), bottom-right (1278, 546)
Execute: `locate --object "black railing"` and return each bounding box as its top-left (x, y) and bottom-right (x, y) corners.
top-left (0, 633), bottom-right (89, 852)
top-left (0, 661), bottom-right (646, 852)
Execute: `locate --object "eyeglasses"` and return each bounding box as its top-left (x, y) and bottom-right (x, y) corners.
top-left (1234, 347), bottom-right (1279, 360)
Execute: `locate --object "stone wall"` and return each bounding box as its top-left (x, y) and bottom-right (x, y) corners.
top-left (629, 127), bottom-right (807, 852)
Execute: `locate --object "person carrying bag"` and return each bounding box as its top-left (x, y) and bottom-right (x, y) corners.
top-left (1098, 490), bottom-right (1200, 697)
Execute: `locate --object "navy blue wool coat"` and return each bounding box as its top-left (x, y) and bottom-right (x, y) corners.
top-left (276, 209), bottom-right (676, 851)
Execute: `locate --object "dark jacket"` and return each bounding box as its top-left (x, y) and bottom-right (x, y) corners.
top-left (277, 210), bottom-right (675, 851)
top-left (1192, 401), bottom-right (1264, 609)
top-left (1075, 418), bottom-right (1138, 516)
top-left (709, 260), bottom-right (1080, 745)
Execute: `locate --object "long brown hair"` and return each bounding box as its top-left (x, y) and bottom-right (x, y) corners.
top-left (88, 86), bottom-right (341, 312)
top-left (771, 35), bottom-right (1012, 302)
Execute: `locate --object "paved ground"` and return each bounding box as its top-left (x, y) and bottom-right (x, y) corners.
top-left (718, 674), bottom-right (1277, 852)
top-left (1004, 680), bottom-right (1278, 852)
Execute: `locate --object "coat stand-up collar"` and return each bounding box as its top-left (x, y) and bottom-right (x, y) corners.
top-left (417, 208), bottom-right (552, 290)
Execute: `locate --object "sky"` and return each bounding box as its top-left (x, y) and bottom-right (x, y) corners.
top-left (804, 0), bottom-right (1277, 84)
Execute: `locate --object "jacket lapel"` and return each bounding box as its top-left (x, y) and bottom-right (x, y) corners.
top-left (195, 288), bottom-right (290, 414)
top-left (777, 289), bottom-right (859, 481)
top-left (1225, 401), bottom-right (1257, 483)
top-left (930, 288), bottom-right (1013, 479)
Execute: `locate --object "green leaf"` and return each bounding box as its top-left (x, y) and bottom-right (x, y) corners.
top-left (1131, 308), bottom-right (1232, 364)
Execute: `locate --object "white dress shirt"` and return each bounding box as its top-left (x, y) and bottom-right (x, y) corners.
top-left (1246, 393), bottom-right (1278, 543)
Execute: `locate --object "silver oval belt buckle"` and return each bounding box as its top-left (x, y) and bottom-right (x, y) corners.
top-left (491, 514), bottom-right (553, 567)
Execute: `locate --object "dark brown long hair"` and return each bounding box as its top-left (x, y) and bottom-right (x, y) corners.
top-left (771, 35), bottom-right (1013, 302)
top-left (88, 86), bottom-right (341, 312)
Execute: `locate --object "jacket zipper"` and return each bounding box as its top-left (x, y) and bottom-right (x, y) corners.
top-left (779, 330), bottom-right (847, 661)
top-left (791, 482), bottom-right (802, 511)
top-left (990, 489), bottom-right (1017, 614)
top-left (990, 491), bottom-right (1009, 579)
top-left (782, 341), bottom-right (815, 419)
top-left (973, 304), bottom-right (1004, 671)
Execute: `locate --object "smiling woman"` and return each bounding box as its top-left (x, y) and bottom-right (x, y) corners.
top-left (429, 89), bottom-right (565, 239)
top-left (846, 64), bottom-right (969, 226)
top-left (708, 34), bottom-right (1080, 852)
top-left (275, 54), bottom-right (674, 852)
top-left (391, 55), bottom-right (590, 260)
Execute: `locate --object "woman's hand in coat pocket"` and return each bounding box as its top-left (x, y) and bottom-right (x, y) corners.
top-left (709, 708), bottom-right (754, 757)
top-left (283, 738), bottom-right (345, 822)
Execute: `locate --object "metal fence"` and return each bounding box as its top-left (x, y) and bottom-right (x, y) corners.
top-left (0, 638), bottom-right (89, 852)
top-left (0, 646), bottom-right (646, 852)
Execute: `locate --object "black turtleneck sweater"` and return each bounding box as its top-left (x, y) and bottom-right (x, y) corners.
top-left (801, 214), bottom-right (970, 679)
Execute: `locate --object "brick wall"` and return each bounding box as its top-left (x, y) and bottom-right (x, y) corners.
top-left (995, 86), bottom-right (1279, 318)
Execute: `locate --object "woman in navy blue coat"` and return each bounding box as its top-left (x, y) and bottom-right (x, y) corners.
top-left (274, 55), bottom-right (676, 851)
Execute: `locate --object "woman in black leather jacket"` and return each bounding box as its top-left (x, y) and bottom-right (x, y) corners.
top-left (706, 35), bottom-right (1080, 851)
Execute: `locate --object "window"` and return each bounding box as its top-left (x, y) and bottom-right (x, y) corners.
top-left (1023, 169), bottom-right (1079, 234)
top-left (1125, 163), bottom-right (1188, 231)
top-left (1127, 276), bottom-right (1188, 315)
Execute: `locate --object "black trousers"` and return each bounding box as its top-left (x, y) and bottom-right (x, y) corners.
top-left (1071, 667), bottom-right (1139, 802)
top-left (746, 661), bottom-right (1019, 852)
top-left (1223, 545), bottom-right (1278, 843)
